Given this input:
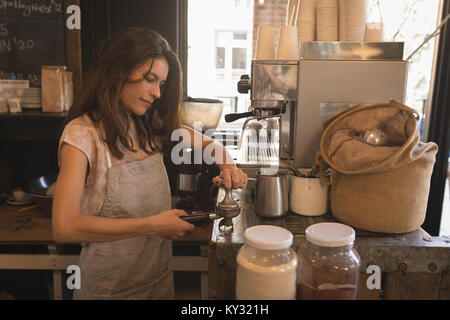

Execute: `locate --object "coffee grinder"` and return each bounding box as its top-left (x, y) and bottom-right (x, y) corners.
top-left (165, 97), bottom-right (223, 213)
top-left (174, 147), bottom-right (220, 212)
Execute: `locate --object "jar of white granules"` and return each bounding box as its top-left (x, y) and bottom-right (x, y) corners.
top-left (235, 225), bottom-right (297, 300)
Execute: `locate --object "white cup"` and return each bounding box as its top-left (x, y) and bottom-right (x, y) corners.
top-left (290, 175), bottom-right (328, 216)
top-left (276, 25), bottom-right (298, 60)
top-left (364, 22), bottom-right (383, 41)
top-left (255, 26), bottom-right (275, 60)
top-left (12, 187), bottom-right (32, 202)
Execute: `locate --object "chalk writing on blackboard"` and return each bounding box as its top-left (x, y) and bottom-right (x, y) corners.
top-left (0, 23), bottom-right (6, 35)
top-left (0, 0), bottom-right (63, 17)
top-left (0, 0), bottom-right (66, 87)
top-left (0, 37), bottom-right (35, 53)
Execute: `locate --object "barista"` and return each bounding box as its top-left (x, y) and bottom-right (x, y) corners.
top-left (52, 27), bottom-right (247, 299)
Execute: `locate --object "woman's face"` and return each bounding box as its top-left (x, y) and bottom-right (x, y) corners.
top-left (120, 57), bottom-right (169, 116)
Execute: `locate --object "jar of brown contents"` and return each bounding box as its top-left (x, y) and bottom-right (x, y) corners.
top-left (297, 222), bottom-right (360, 300)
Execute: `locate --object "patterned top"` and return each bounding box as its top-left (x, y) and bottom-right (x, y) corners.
top-left (58, 114), bottom-right (158, 216)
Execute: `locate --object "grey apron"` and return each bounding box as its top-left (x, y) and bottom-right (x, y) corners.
top-left (74, 147), bottom-right (174, 300)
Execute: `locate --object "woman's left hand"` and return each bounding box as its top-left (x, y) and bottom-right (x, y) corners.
top-left (212, 166), bottom-right (248, 189)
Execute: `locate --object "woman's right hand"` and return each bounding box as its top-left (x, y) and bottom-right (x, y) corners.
top-left (147, 209), bottom-right (195, 240)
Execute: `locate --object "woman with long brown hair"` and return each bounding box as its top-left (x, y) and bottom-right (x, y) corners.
top-left (52, 27), bottom-right (247, 299)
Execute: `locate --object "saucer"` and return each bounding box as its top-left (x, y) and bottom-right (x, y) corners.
top-left (7, 197), bottom-right (35, 206)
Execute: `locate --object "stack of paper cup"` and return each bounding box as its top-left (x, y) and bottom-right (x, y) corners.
top-left (317, 0), bottom-right (338, 41)
top-left (296, 0), bottom-right (316, 42)
top-left (342, 0), bottom-right (367, 41)
top-left (364, 22), bottom-right (383, 41)
top-left (277, 25), bottom-right (299, 60)
top-left (255, 26), bottom-right (275, 60)
top-left (339, 0), bottom-right (345, 40)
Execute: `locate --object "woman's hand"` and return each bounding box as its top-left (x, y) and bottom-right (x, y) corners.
top-left (212, 166), bottom-right (248, 189)
top-left (147, 209), bottom-right (195, 240)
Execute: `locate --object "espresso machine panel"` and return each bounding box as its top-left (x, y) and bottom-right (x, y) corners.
top-left (294, 58), bottom-right (408, 167)
top-left (251, 61), bottom-right (298, 159)
top-left (251, 61), bottom-right (298, 103)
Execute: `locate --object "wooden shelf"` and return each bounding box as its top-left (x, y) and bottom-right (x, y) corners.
top-left (0, 110), bottom-right (67, 142)
top-left (0, 109), bottom-right (67, 119)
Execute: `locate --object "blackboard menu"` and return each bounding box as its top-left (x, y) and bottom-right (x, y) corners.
top-left (0, 0), bottom-right (66, 87)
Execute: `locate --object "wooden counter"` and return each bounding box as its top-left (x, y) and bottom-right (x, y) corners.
top-left (0, 199), bottom-right (213, 245)
top-left (0, 198), bottom-right (213, 299)
top-left (208, 188), bottom-right (450, 300)
top-left (0, 202), bottom-right (53, 244)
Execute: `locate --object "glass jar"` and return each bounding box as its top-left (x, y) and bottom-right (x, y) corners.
top-left (297, 222), bottom-right (361, 300)
top-left (236, 225), bottom-right (297, 300)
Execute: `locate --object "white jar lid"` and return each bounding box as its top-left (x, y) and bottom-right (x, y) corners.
top-left (244, 225), bottom-right (293, 250)
top-left (305, 222), bottom-right (355, 247)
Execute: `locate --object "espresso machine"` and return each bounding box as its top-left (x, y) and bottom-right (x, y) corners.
top-left (226, 42), bottom-right (409, 169)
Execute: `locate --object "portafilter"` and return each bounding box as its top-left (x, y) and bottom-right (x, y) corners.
top-left (180, 181), bottom-right (241, 233)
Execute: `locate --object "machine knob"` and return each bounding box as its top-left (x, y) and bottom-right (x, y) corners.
top-left (237, 75), bottom-right (250, 94)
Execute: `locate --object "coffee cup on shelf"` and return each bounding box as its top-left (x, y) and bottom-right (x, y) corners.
top-left (12, 187), bottom-right (32, 202)
top-left (276, 25), bottom-right (299, 60)
top-left (255, 26), bottom-right (275, 60)
top-left (364, 22), bottom-right (384, 41)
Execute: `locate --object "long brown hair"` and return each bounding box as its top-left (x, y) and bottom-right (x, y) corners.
top-left (67, 27), bottom-right (182, 158)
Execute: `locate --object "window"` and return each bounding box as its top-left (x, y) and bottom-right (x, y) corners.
top-left (233, 32), bottom-right (248, 40)
top-left (232, 48), bottom-right (247, 69)
top-left (214, 31), bottom-right (251, 89)
top-left (216, 47), bottom-right (225, 69)
top-left (367, 0), bottom-right (441, 131)
top-left (188, 0), bottom-right (254, 135)
top-left (235, 0), bottom-right (251, 8)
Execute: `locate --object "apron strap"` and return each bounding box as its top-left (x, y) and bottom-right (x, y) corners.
top-left (94, 124), bottom-right (113, 169)
top-left (104, 142), bottom-right (112, 169)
